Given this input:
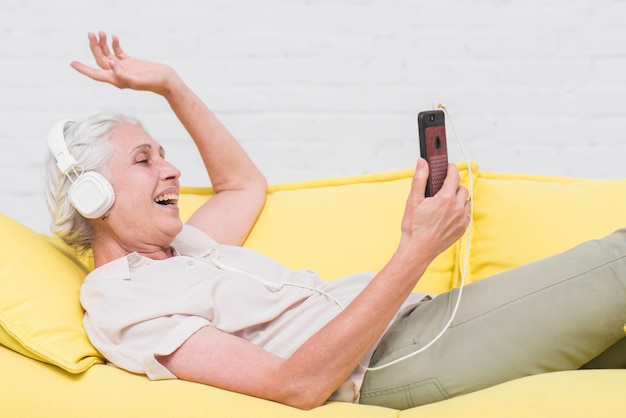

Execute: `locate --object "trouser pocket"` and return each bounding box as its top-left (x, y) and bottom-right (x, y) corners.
top-left (360, 376), bottom-right (451, 409)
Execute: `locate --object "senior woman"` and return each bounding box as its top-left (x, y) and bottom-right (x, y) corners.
top-left (45, 32), bottom-right (626, 410)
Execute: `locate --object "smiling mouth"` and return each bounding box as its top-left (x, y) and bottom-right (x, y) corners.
top-left (154, 193), bottom-right (180, 206)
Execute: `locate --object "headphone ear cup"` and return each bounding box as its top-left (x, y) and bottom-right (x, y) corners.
top-left (68, 172), bottom-right (116, 219)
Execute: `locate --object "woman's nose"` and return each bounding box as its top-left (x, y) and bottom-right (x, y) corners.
top-left (161, 160), bottom-right (182, 181)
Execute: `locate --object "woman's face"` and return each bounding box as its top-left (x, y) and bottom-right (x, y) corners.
top-left (100, 122), bottom-right (183, 254)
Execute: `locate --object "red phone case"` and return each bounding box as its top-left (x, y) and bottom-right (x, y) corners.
top-left (418, 110), bottom-right (448, 197)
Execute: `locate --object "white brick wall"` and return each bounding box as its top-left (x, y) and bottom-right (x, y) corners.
top-left (2, 0), bottom-right (626, 233)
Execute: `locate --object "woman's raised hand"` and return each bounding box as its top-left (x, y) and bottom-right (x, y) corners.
top-left (399, 158), bottom-right (471, 262)
top-left (70, 32), bottom-right (178, 96)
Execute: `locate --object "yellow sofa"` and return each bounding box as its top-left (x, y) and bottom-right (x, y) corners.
top-left (2, 162), bottom-right (625, 417)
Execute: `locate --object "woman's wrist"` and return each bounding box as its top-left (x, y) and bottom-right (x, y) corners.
top-left (158, 68), bottom-right (186, 99)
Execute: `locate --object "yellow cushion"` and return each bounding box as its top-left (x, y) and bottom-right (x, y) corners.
top-left (0, 214), bottom-right (103, 373)
top-left (180, 166), bottom-right (474, 295)
top-left (468, 171), bottom-right (626, 283)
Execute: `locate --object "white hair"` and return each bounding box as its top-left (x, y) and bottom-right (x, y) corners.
top-left (44, 113), bottom-right (144, 253)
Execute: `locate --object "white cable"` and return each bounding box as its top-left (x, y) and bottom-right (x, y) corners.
top-left (363, 104), bottom-right (475, 371)
top-left (198, 249), bottom-right (346, 311)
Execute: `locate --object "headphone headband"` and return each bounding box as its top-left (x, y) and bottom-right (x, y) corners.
top-left (47, 119), bottom-right (78, 175)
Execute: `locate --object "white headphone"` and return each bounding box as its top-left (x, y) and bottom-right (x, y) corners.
top-left (47, 119), bottom-right (116, 219)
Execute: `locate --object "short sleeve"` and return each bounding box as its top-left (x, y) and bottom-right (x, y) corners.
top-left (143, 316), bottom-right (211, 380)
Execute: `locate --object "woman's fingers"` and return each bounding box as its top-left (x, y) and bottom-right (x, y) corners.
top-left (97, 31), bottom-right (112, 59)
top-left (69, 60), bottom-right (115, 85)
top-left (86, 32), bottom-right (111, 69)
top-left (111, 35), bottom-right (128, 59)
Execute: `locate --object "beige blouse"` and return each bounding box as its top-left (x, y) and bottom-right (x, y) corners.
top-left (80, 225), bottom-right (428, 402)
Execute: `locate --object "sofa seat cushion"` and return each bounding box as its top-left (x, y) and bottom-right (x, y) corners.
top-left (0, 214), bottom-right (103, 373)
top-left (0, 332), bottom-right (397, 417)
top-left (3, 339), bottom-right (626, 417)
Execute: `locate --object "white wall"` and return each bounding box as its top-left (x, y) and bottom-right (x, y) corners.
top-left (2, 0), bottom-right (626, 233)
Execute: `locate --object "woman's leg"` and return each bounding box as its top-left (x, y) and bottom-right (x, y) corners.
top-left (360, 228), bottom-right (626, 409)
top-left (580, 336), bottom-right (626, 369)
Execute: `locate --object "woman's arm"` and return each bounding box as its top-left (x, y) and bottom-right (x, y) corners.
top-left (160, 76), bottom-right (267, 246)
top-left (71, 32), bottom-right (267, 245)
top-left (160, 160), bottom-right (471, 409)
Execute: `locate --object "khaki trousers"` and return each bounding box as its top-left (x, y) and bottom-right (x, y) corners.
top-left (360, 228), bottom-right (626, 409)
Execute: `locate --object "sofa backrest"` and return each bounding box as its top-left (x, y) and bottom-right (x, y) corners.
top-left (466, 170), bottom-right (626, 284)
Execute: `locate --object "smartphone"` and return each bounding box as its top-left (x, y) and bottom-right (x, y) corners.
top-left (418, 110), bottom-right (449, 197)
